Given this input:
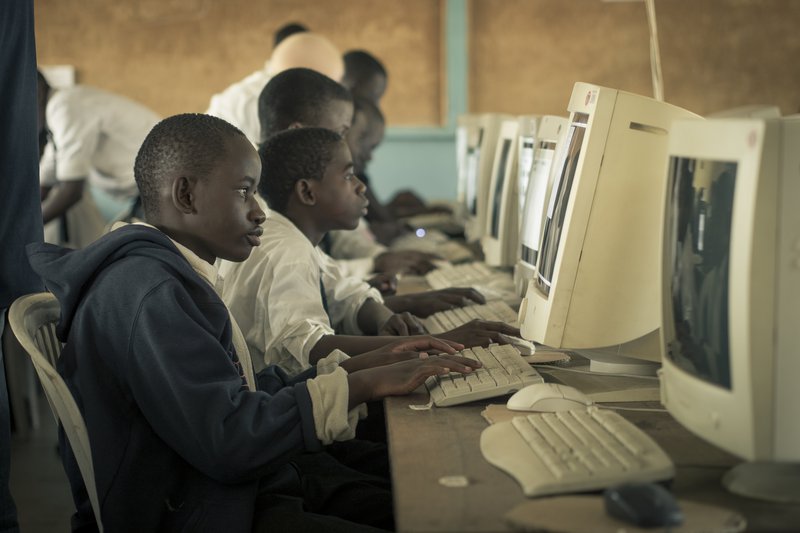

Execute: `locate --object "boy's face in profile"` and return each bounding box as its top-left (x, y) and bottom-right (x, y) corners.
top-left (346, 110), bottom-right (385, 175)
top-left (185, 134), bottom-right (265, 264)
top-left (312, 139), bottom-right (367, 232)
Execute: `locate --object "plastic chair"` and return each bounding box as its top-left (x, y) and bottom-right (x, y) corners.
top-left (8, 292), bottom-right (103, 532)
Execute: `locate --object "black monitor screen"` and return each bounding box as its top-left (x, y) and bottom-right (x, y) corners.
top-left (666, 156), bottom-right (736, 389)
top-left (490, 139), bottom-right (513, 238)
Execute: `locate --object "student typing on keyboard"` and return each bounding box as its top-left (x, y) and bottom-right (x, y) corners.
top-left (221, 118), bottom-right (521, 377)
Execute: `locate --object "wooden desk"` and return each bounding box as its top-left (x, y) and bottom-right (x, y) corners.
top-left (384, 365), bottom-right (800, 532)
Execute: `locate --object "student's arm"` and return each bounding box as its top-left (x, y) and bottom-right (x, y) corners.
top-left (355, 298), bottom-right (426, 336)
top-left (41, 179), bottom-right (85, 223)
top-left (434, 319), bottom-right (521, 347)
top-left (309, 333), bottom-right (405, 363)
top-left (384, 287), bottom-right (486, 318)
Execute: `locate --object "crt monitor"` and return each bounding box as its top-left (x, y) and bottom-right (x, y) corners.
top-left (455, 114), bottom-right (480, 220)
top-left (464, 113), bottom-right (512, 242)
top-left (517, 82), bottom-right (699, 374)
top-left (481, 118), bottom-right (520, 267)
top-left (515, 115), bottom-right (540, 211)
top-left (514, 115), bottom-right (568, 296)
top-left (659, 117), bottom-right (800, 502)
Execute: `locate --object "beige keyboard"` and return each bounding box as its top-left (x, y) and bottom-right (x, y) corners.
top-left (391, 232), bottom-right (474, 263)
top-left (480, 408), bottom-right (675, 497)
top-left (425, 344), bottom-right (543, 407)
top-left (423, 300), bottom-right (519, 334)
top-left (425, 261), bottom-right (496, 290)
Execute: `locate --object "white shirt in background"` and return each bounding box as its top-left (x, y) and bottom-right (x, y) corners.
top-left (206, 61), bottom-right (270, 147)
top-left (219, 206), bottom-right (383, 376)
top-left (41, 85), bottom-right (160, 200)
top-left (326, 217), bottom-right (387, 279)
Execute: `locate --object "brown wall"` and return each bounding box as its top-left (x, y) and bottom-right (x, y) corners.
top-left (34, 0), bottom-right (444, 125)
top-left (35, 0), bottom-right (799, 126)
top-left (469, 0), bottom-right (800, 116)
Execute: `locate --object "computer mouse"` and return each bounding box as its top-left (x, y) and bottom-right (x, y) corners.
top-left (506, 382), bottom-right (593, 412)
top-left (604, 482), bottom-right (684, 528)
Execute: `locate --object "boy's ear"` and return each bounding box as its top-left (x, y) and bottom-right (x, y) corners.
top-left (295, 178), bottom-right (317, 206)
top-left (172, 176), bottom-right (197, 214)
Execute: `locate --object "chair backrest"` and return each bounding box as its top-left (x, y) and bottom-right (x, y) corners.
top-left (8, 292), bottom-right (104, 532)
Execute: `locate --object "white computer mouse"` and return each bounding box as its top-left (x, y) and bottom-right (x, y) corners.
top-left (506, 382), bottom-right (594, 412)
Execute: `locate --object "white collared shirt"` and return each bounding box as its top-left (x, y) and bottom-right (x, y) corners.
top-left (326, 217), bottom-right (387, 279)
top-left (206, 62), bottom-right (270, 147)
top-left (40, 86), bottom-right (160, 200)
top-left (219, 208), bottom-right (383, 376)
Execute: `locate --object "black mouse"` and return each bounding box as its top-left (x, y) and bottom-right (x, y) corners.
top-left (604, 482), bottom-right (684, 528)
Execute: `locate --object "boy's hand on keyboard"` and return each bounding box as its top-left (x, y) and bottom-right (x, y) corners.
top-left (350, 354), bottom-right (483, 401)
top-left (374, 251), bottom-right (440, 275)
top-left (384, 288), bottom-right (486, 318)
top-left (434, 319), bottom-right (521, 348)
top-left (341, 336), bottom-right (465, 373)
top-left (379, 312), bottom-right (427, 336)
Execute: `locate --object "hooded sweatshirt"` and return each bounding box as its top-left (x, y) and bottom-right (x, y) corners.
top-left (27, 224), bottom-right (356, 532)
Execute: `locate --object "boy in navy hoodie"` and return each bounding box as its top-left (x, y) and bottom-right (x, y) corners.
top-left (27, 113), bottom-right (478, 532)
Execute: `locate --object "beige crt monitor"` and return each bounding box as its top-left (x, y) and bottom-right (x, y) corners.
top-left (515, 115), bottom-right (540, 212)
top-left (481, 119), bottom-right (521, 267)
top-left (455, 114), bottom-right (480, 220)
top-left (659, 117), bottom-right (800, 503)
top-left (464, 113), bottom-right (512, 242)
top-left (514, 115), bottom-right (568, 296)
top-left (517, 82), bottom-right (700, 374)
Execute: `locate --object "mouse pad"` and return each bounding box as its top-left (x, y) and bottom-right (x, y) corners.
top-left (504, 495), bottom-right (746, 533)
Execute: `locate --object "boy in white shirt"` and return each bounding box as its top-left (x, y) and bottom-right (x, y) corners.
top-left (221, 127), bottom-right (521, 375)
top-left (37, 72), bottom-right (160, 247)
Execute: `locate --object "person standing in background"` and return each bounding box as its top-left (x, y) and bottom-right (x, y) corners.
top-left (0, 0), bottom-right (46, 531)
top-left (38, 74), bottom-right (160, 248)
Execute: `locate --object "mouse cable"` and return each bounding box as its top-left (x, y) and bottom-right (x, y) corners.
top-left (597, 405), bottom-right (668, 414)
top-left (531, 363), bottom-right (660, 381)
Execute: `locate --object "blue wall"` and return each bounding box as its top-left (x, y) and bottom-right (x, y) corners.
top-left (366, 0), bottom-right (466, 204)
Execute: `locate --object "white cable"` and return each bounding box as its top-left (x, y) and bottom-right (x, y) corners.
top-left (532, 363), bottom-right (660, 381)
top-left (645, 0), bottom-right (664, 101)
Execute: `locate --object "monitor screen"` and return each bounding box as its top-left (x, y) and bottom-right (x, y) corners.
top-left (536, 113), bottom-right (588, 295)
top-left (465, 147), bottom-right (480, 216)
top-left (517, 136), bottom-right (536, 213)
top-left (519, 139), bottom-right (558, 269)
top-left (489, 138), bottom-right (513, 238)
top-left (666, 157), bottom-right (737, 390)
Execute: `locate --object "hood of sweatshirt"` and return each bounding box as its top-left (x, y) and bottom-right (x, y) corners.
top-left (26, 224), bottom-right (189, 340)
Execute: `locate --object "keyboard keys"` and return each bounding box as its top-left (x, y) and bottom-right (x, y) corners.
top-left (480, 407), bottom-right (675, 497)
top-left (423, 301), bottom-right (520, 334)
top-left (424, 344), bottom-right (543, 406)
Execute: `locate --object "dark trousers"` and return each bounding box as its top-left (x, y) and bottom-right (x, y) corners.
top-left (254, 443), bottom-right (394, 532)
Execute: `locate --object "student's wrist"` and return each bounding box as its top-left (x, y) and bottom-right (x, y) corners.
top-left (346, 371), bottom-right (376, 408)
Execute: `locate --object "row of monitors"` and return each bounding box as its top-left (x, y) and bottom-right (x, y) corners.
top-left (452, 83), bottom-right (799, 497)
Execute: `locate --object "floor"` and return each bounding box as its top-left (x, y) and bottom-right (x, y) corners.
top-left (9, 395), bottom-right (74, 532)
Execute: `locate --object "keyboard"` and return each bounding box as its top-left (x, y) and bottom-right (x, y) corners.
top-left (423, 300), bottom-right (519, 334)
top-left (424, 344), bottom-right (544, 407)
top-left (426, 261), bottom-right (496, 290)
top-left (480, 408), bottom-right (675, 497)
top-left (403, 212), bottom-right (464, 233)
top-left (391, 232), bottom-right (475, 263)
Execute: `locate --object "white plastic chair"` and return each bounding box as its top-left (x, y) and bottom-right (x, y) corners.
top-left (8, 292), bottom-right (103, 532)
